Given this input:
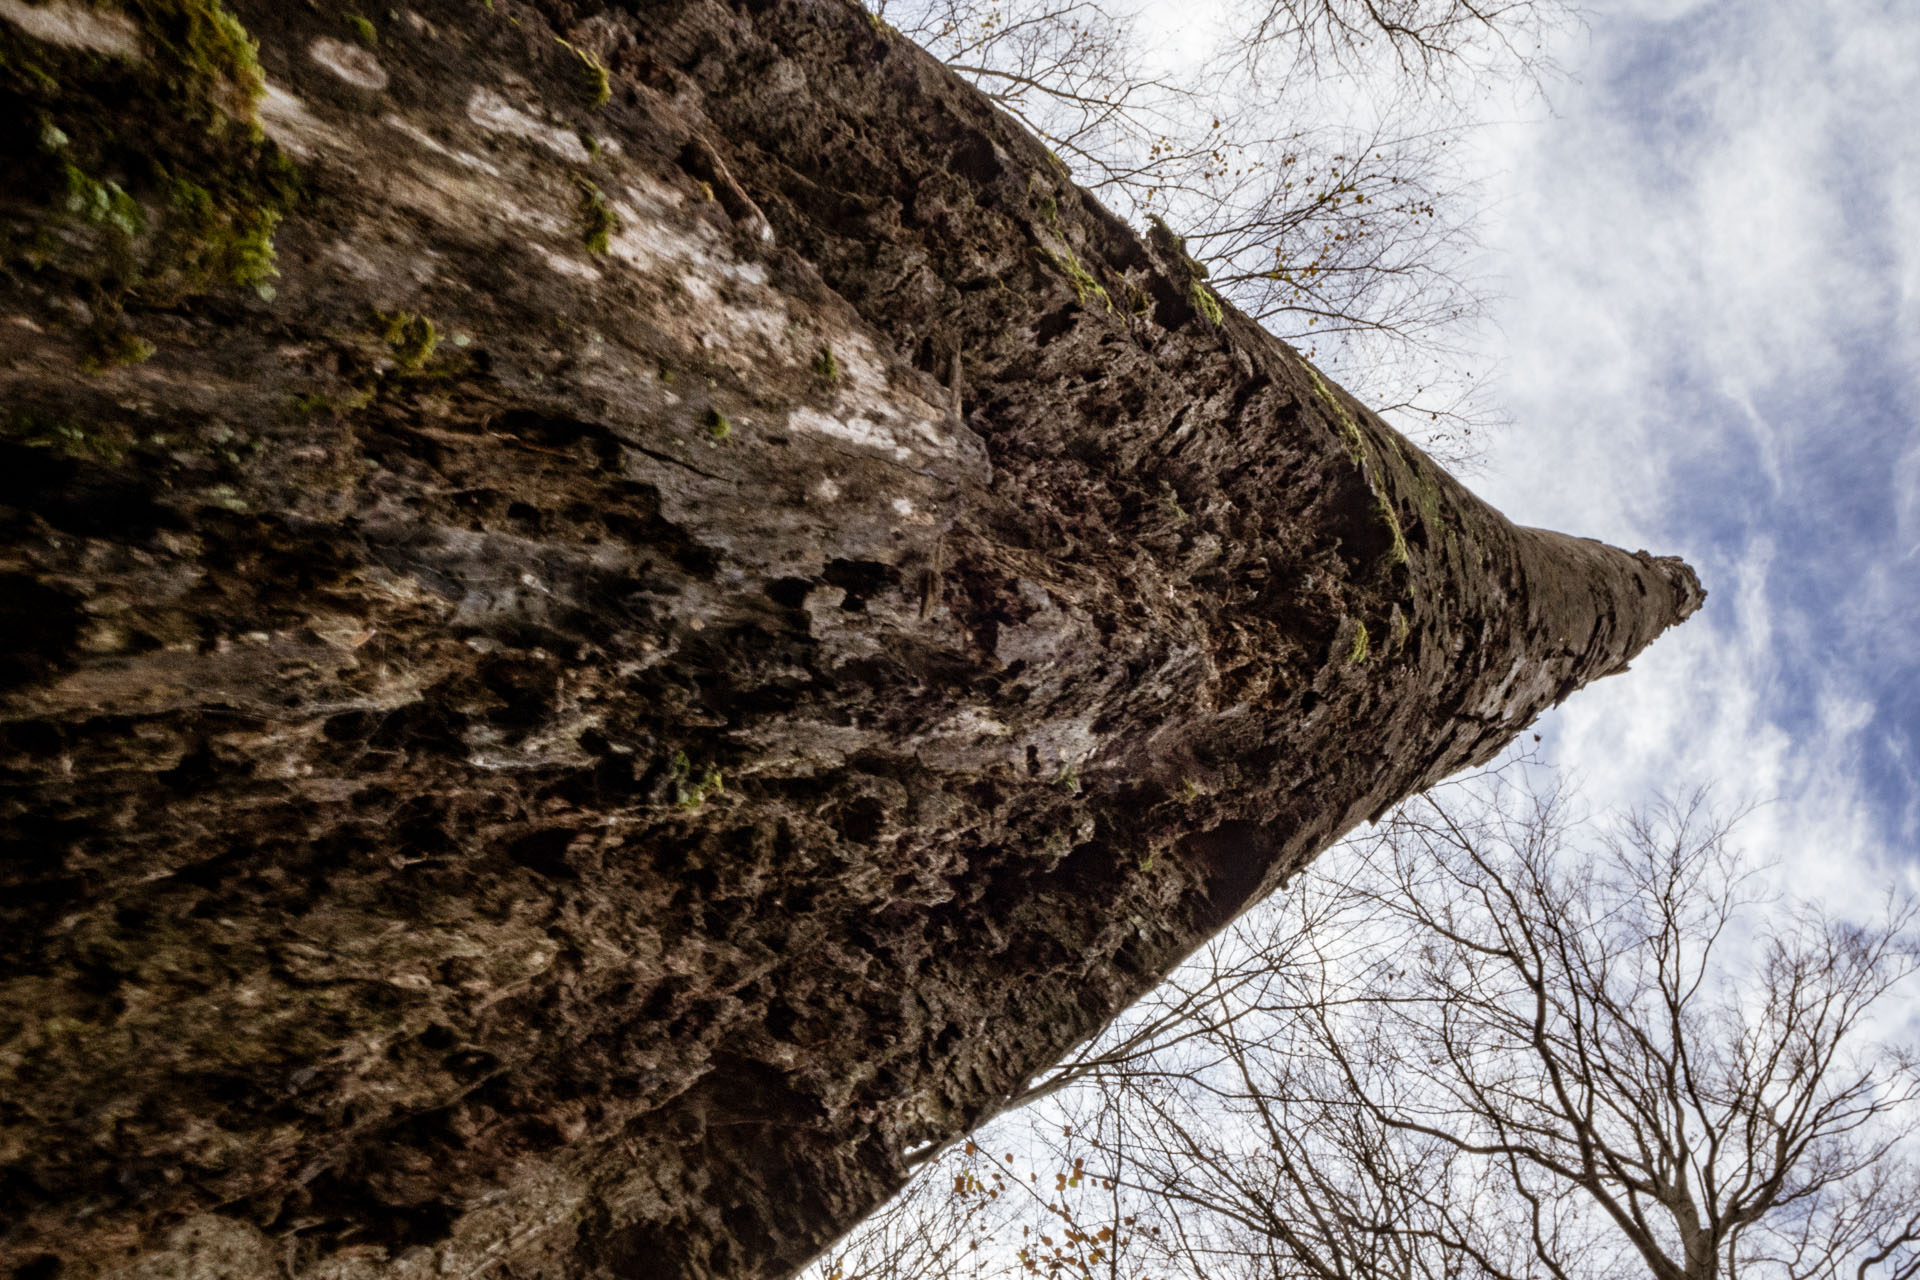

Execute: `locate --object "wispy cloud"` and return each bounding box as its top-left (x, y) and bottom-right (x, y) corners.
top-left (1465, 0), bottom-right (1920, 875)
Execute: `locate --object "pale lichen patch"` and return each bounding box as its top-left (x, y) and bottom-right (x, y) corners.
top-left (378, 162), bottom-right (570, 244)
top-left (677, 272), bottom-right (719, 307)
top-left (786, 407), bottom-right (915, 463)
top-left (0, 0), bottom-right (141, 57)
top-left (599, 215), bottom-right (793, 359)
top-left (601, 191), bottom-right (766, 288)
top-left (820, 333), bottom-right (947, 436)
top-left (257, 84), bottom-right (333, 159)
top-left (616, 170), bottom-right (686, 214)
top-left (325, 239), bottom-right (385, 282)
top-left (602, 203), bottom-right (708, 275)
top-left (308, 36), bottom-right (390, 92)
top-left (533, 244), bottom-right (603, 282)
top-left (824, 333), bottom-right (890, 398)
top-left (383, 114), bottom-right (503, 176)
top-left (466, 86), bottom-right (591, 163)
top-left (926, 708), bottom-right (1010, 742)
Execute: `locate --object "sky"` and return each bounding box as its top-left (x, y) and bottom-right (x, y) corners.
top-left (1461, 0), bottom-right (1920, 895)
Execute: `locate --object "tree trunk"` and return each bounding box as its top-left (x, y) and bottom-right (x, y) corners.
top-left (0, 1), bottom-right (1701, 1278)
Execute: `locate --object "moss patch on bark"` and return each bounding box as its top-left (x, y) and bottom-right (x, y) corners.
top-left (1, 0), bottom-right (298, 343)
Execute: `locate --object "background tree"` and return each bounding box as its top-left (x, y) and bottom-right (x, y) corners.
top-left (865, 0), bottom-right (1577, 451)
top-left (814, 774), bottom-right (1920, 1280)
top-left (1230, 0), bottom-right (1570, 89)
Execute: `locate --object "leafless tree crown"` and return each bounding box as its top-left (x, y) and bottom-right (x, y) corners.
top-left (813, 778), bottom-right (1920, 1280)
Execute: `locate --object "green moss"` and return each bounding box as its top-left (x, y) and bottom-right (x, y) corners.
top-left (1148, 214), bottom-right (1223, 327)
top-left (80, 328), bottom-right (157, 372)
top-left (1348, 621), bottom-right (1371, 665)
top-left (62, 163), bottom-right (144, 237)
top-left (1189, 279), bottom-right (1224, 327)
top-left (1387, 438), bottom-right (1447, 537)
top-left (382, 312), bottom-right (439, 371)
top-left (1304, 364), bottom-right (1368, 464)
top-left (136, 0), bottom-right (268, 120)
top-left (165, 170), bottom-right (287, 297)
top-left (1, 411), bottom-right (78, 456)
top-left (667, 751), bottom-right (724, 810)
top-left (2, 0), bottom-right (298, 338)
top-left (2, 410), bottom-right (133, 462)
top-left (1034, 247), bottom-right (1111, 313)
top-left (555, 38), bottom-right (609, 108)
top-left (1414, 472), bottom-right (1443, 533)
top-left (202, 483), bottom-right (249, 511)
top-left (1146, 213), bottom-right (1186, 258)
top-left (1306, 362), bottom-right (1414, 569)
top-left (811, 345), bottom-right (840, 384)
top-left (581, 51), bottom-right (609, 108)
top-left (1389, 608), bottom-right (1410, 654)
top-left (227, 210), bottom-right (280, 290)
top-left (1026, 182), bottom-right (1112, 312)
top-left (704, 408), bottom-right (731, 441)
top-left (344, 13), bottom-right (377, 46)
top-left (114, 332), bottom-right (158, 365)
top-left (1377, 493), bottom-right (1410, 567)
top-left (577, 177), bottom-right (617, 254)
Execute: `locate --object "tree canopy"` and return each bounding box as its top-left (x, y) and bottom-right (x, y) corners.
top-left (817, 775), bottom-right (1920, 1280)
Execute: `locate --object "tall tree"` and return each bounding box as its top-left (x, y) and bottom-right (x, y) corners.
top-left (0, 0), bottom-right (1694, 1275)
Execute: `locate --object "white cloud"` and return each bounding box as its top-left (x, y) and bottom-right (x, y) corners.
top-left (1463, 0), bottom-right (1920, 896)
top-left (1524, 540), bottom-right (1886, 908)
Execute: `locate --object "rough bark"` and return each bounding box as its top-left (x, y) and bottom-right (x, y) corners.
top-left (0, 2), bottom-right (1701, 1278)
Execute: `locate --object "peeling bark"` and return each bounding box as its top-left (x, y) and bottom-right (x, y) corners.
top-left (0, 2), bottom-right (1701, 1278)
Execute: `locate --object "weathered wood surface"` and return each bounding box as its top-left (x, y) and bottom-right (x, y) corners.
top-left (0, 1), bottom-right (1701, 1276)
